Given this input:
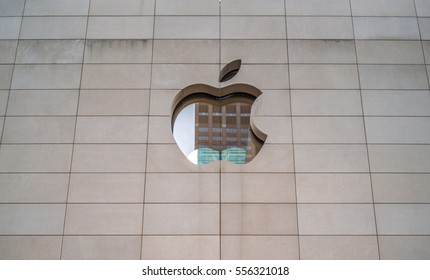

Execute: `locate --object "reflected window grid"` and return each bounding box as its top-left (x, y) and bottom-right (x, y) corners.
top-left (173, 94), bottom-right (264, 165)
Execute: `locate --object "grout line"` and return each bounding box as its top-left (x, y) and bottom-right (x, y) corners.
top-left (59, 0), bottom-right (91, 260)
top-left (0, 2), bottom-right (26, 146)
top-left (2, 234), bottom-right (430, 239)
top-left (1, 202), bottom-right (429, 205)
top-left (349, 0), bottom-right (381, 260)
top-left (2, 38), bottom-right (430, 42)
top-left (2, 14), bottom-right (430, 18)
top-left (1, 171), bottom-right (430, 175)
top-left (5, 62), bottom-right (429, 66)
top-left (7, 234), bottom-right (429, 237)
top-left (218, 0), bottom-right (222, 260)
top-left (6, 87), bottom-right (430, 91)
top-left (3, 143), bottom-right (430, 146)
top-left (414, 0), bottom-right (430, 92)
top-left (284, 0), bottom-right (301, 260)
top-left (140, 0), bottom-right (157, 260)
top-left (4, 115), bottom-right (430, 118)
top-left (5, 87), bottom-right (430, 91)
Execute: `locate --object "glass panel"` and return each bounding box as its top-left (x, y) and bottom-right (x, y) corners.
top-left (172, 93), bottom-right (265, 165)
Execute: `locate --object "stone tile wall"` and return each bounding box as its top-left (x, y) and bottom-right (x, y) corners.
top-left (0, 0), bottom-right (429, 260)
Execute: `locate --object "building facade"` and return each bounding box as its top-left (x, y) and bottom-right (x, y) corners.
top-left (0, 0), bottom-right (430, 259)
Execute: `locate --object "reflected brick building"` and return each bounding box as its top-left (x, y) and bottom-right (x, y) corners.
top-left (194, 101), bottom-right (256, 164)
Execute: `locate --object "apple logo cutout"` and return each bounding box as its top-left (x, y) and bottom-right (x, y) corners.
top-left (171, 59), bottom-right (267, 165)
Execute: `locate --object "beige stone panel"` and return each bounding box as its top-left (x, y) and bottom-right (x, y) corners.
top-left (223, 64), bottom-right (289, 89)
top-left (422, 41), bottom-right (430, 63)
top-left (78, 90), bottom-right (149, 116)
top-left (151, 64), bottom-right (218, 89)
top-left (356, 41), bottom-right (424, 64)
top-left (0, 174), bottom-right (69, 203)
top-left (2, 116), bottom-right (76, 143)
top-left (368, 145), bottom-right (430, 172)
top-left (288, 40), bottom-right (355, 64)
top-left (427, 66), bottom-right (430, 85)
top-left (141, 236), bottom-right (219, 260)
top-left (296, 174), bottom-right (373, 203)
top-left (65, 204), bottom-right (143, 235)
top-left (0, 236), bottom-right (62, 260)
top-left (87, 17), bottom-right (153, 39)
top-left (146, 144), bottom-right (220, 173)
top-left (300, 236), bottom-right (379, 260)
top-left (366, 117), bottom-right (430, 144)
top-left (362, 90), bottom-right (430, 116)
top-left (221, 173), bottom-right (296, 203)
top-left (222, 40), bottom-right (287, 64)
top-left (81, 64), bottom-right (151, 89)
top-left (0, 144), bottom-right (72, 172)
top-left (90, 0), bottom-right (155, 15)
top-left (221, 236), bottom-right (299, 260)
top-left (16, 40), bottom-right (84, 64)
top-left (150, 90), bottom-right (178, 116)
top-left (12, 65), bottom-right (82, 89)
top-left (153, 40), bottom-right (219, 63)
top-left (24, 0), bottom-right (89, 16)
top-left (148, 116), bottom-right (175, 144)
top-left (419, 18), bottom-right (430, 40)
top-left (157, 0), bottom-right (219, 15)
top-left (359, 65), bottom-right (428, 90)
top-left (251, 90), bottom-right (290, 116)
top-left (62, 236), bottom-right (141, 260)
top-left (353, 17), bottom-right (420, 40)
top-left (155, 16), bottom-right (219, 39)
top-left (291, 90), bottom-right (362, 116)
top-left (0, 0), bottom-right (25, 16)
top-left (293, 117), bottom-right (365, 144)
top-left (295, 144), bottom-right (369, 172)
top-left (286, 0), bottom-right (350, 16)
top-left (376, 204), bottom-right (430, 234)
top-left (68, 174), bottom-right (145, 203)
top-left (145, 173), bottom-right (219, 203)
top-left (252, 117), bottom-right (292, 144)
top-left (379, 236), bottom-right (430, 260)
top-left (416, 0), bottom-right (430, 16)
top-left (7, 90), bottom-right (78, 116)
top-left (0, 17), bottom-right (21, 39)
top-left (84, 39), bottom-right (152, 63)
top-left (221, 17), bottom-right (286, 39)
top-left (351, 0), bottom-right (415, 16)
top-left (0, 204), bottom-right (66, 234)
top-left (290, 65), bottom-right (359, 89)
top-left (20, 17), bottom-right (87, 39)
top-left (221, 144), bottom-right (294, 173)
top-left (222, 204), bottom-right (297, 234)
top-left (0, 65), bottom-right (13, 89)
top-left (298, 204), bottom-right (376, 235)
top-left (143, 204), bottom-right (219, 234)
top-left (75, 116), bottom-right (148, 143)
top-left (222, 0), bottom-right (284, 15)
top-left (0, 117), bottom-right (3, 136)
top-left (0, 40), bottom-right (18, 63)
top-left (72, 144), bottom-right (146, 172)
top-left (373, 174), bottom-right (430, 203)
top-left (287, 17), bottom-right (353, 39)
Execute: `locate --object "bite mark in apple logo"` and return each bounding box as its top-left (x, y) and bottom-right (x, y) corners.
top-left (171, 60), bottom-right (267, 165)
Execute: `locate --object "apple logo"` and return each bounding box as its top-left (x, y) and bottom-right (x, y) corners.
top-left (171, 59), bottom-right (267, 165)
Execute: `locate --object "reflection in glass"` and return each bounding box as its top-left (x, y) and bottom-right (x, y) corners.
top-left (172, 93), bottom-right (265, 165)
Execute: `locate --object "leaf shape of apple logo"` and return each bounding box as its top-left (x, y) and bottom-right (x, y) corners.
top-left (171, 60), bottom-right (267, 165)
